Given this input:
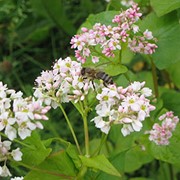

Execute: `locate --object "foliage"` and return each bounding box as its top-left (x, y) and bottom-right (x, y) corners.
top-left (0, 0), bottom-right (180, 180)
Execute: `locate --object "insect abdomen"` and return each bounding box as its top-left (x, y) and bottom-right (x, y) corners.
top-left (96, 71), bottom-right (113, 84)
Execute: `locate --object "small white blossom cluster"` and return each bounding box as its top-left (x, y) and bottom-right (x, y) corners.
top-left (0, 136), bottom-right (22, 177)
top-left (0, 81), bottom-right (51, 177)
top-left (34, 57), bottom-right (92, 107)
top-left (91, 81), bottom-right (155, 136)
top-left (0, 82), bottom-right (51, 141)
top-left (70, 3), bottom-right (157, 64)
top-left (147, 111), bottom-right (179, 145)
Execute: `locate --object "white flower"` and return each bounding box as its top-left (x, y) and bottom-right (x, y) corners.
top-left (11, 148), bottom-right (22, 161)
top-left (0, 137), bottom-right (11, 155)
top-left (132, 24), bottom-right (139, 33)
top-left (132, 119), bottom-right (143, 131)
top-left (0, 165), bottom-right (12, 177)
top-left (96, 103), bottom-right (111, 117)
top-left (92, 56), bottom-right (99, 63)
top-left (10, 91), bottom-right (23, 99)
top-left (91, 116), bottom-right (110, 134)
top-left (18, 127), bottom-right (32, 140)
top-left (121, 95), bottom-right (140, 112)
top-left (143, 29), bottom-right (153, 40)
top-left (121, 124), bottom-right (134, 136)
top-left (130, 81), bottom-right (145, 92)
top-left (5, 125), bottom-right (17, 140)
top-left (141, 87), bottom-right (152, 97)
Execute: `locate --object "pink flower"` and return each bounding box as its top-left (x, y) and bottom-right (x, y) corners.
top-left (147, 111), bottom-right (179, 145)
top-left (70, 3), bottom-right (157, 64)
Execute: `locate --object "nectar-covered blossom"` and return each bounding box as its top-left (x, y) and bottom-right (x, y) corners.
top-left (34, 57), bottom-right (94, 107)
top-left (91, 81), bottom-right (155, 136)
top-left (70, 3), bottom-right (157, 64)
top-left (147, 111), bottom-right (179, 145)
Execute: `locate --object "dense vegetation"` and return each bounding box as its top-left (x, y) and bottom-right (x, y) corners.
top-left (0, 0), bottom-right (180, 179)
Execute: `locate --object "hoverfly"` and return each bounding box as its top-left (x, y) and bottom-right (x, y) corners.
top-left (81, 67), bottom-right (114, 87)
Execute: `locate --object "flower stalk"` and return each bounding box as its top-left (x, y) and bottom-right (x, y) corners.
top-left (79, 101), bottom-right (90, 157)
top-left (150, 57), bottom-right (159, 98)
top-left (59, 104), bottom-right (82, 155)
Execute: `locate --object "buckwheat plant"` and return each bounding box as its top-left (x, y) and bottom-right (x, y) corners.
top-left (1, 1), bottom-right (179, 179)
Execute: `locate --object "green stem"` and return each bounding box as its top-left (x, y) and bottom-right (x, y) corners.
top-left (161, 70), bottom-right (173, 89)
top-left (106, 0), bottom-right (111, 11)
top-left (79, 101), bottom-right (90, 157)
top-left (59, 104), bottom-right (82, 155)
top-left (118, 49), bottom-right (122, 64)
top-left (93, 133), bottom-right (108, 156)
top-left (168, 163), bottom-right (174, 180)
top-left (150, 57), bottom-right (159, 98)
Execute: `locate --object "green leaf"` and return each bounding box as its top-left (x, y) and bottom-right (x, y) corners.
top-left (79, 154), bottom-right (121, 177)
top-left (21, 132), bottom-right (52, 166)
top-left (39, 0), bottom-right (76, 35)
top-left (104, 64), bottom-right (128, 76)
top-left (150, 0), bottom-right (180, 17)
top-left (30, 0), bottom-right (49, 18)
top-left (89, 138), bottom-right (113, 156)
top-left (24, 150), bottom-right (77, 180)
top-left (166, 61), bottom-right (180, 89)
top-left (42, 137), bottom-right (82, 169)
top-left (161, 89), bottom-right (180, 117)
top-left (139, 12), bottom-right (180, 69)
top-left (86, 11), bottom-right (119, 26)
top-left (66, 144), bottom-right (82, 169)
top-left (108, 135), bottom-right (153, 173)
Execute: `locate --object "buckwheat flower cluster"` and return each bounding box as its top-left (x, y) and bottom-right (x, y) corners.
top-left (147, 111), bottom-right (179, 145)
top-left (0, 136), bottom-right (22, 177)
top-left (70, 3), bottom-right (157, 64)
top-left (34, 57), bottom-right (92, 107)
top-left (0, 81), bottom-right (50, 177)
top-left (0, 82), bottom-right (51, 141)
top-left (91, 81), bottom-right (155, 136)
